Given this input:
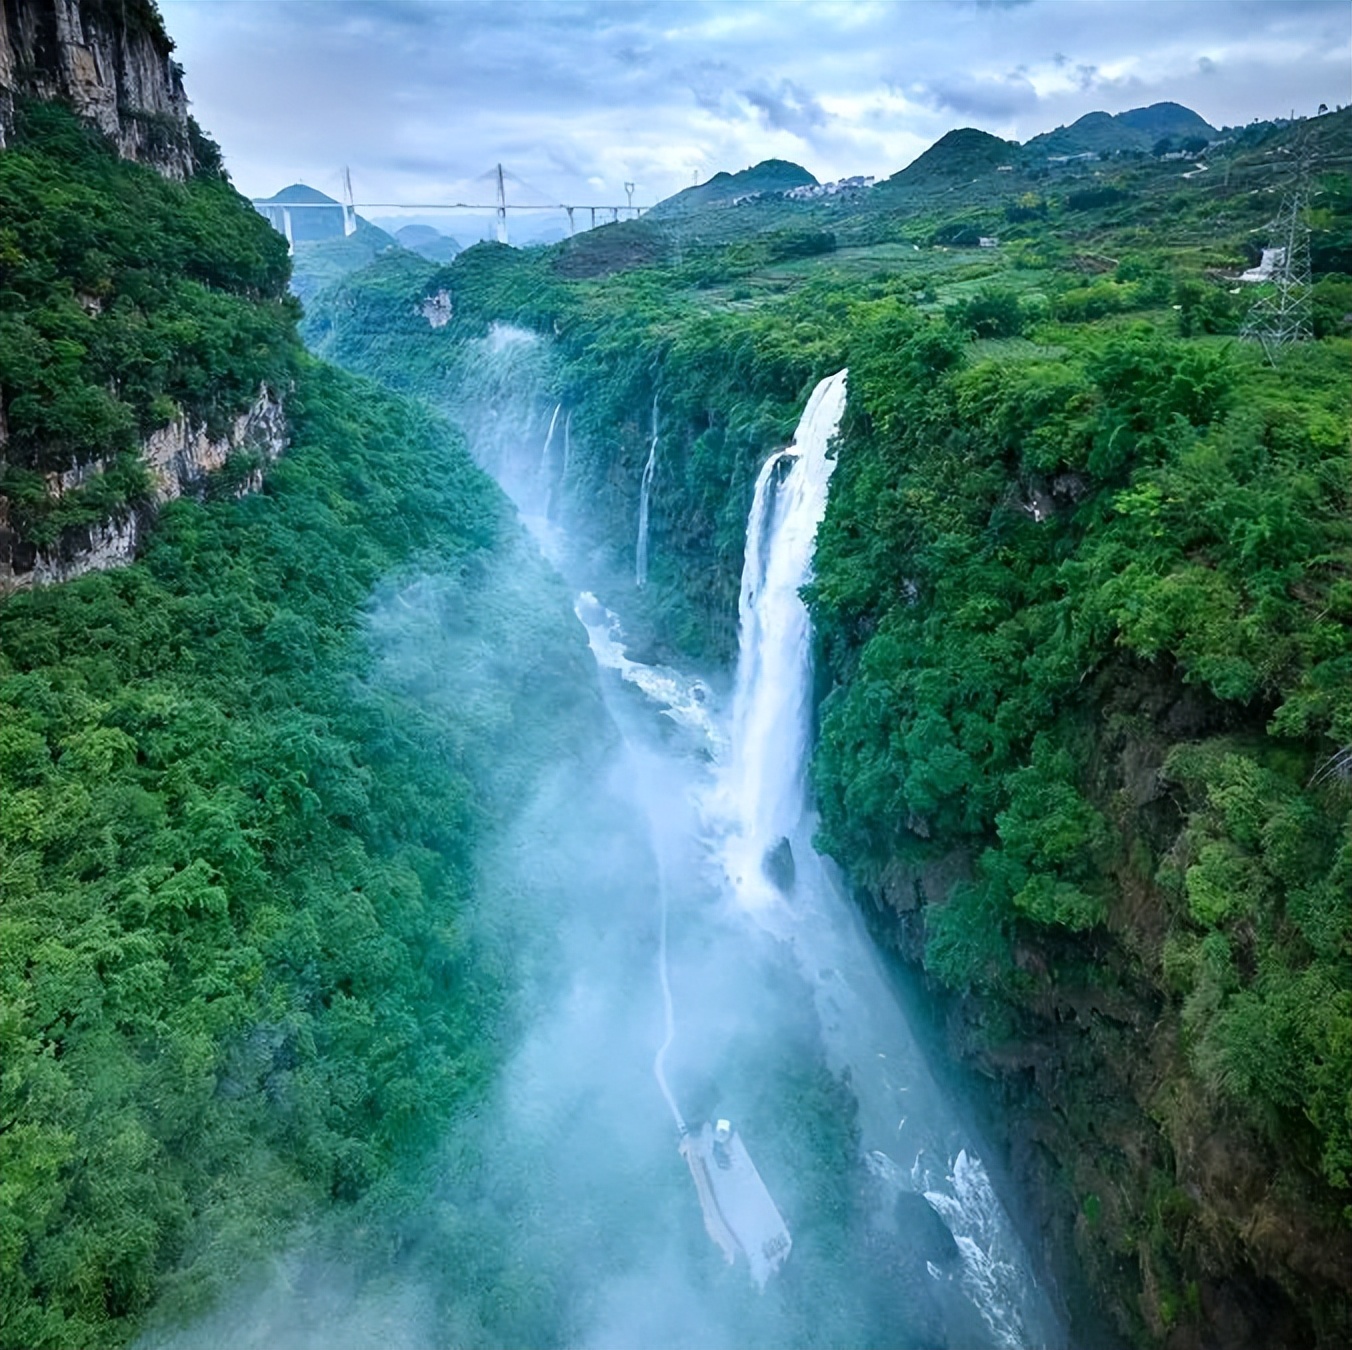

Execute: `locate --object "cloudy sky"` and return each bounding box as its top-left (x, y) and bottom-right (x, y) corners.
top-left (158, 0), bottom-right (1349, 210)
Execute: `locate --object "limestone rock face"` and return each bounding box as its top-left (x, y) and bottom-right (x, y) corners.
top-left (419, 289), bottom-right (453, 329)
top-left (1, 389), bottom-right (288, 591)
top-left (142, 390), bottom-right (288, 501)
top-left (0, 0), bottom-right (194, 177)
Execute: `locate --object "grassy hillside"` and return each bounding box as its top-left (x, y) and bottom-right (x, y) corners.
top-left (646, 157), bottom-right (818, 219)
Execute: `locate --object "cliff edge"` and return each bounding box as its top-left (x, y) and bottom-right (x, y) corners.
top-left (0, 0), bottom-right (194, 177)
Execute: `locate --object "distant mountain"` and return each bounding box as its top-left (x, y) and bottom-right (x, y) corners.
top-left (1024, 102), bottom-right (1218, 159)
top-left (885, 128), bottom-right (1020, 187)
top-left (254, 183), bottom-right (351, 243)
top-left (258, 183), bottom-right (338, 205)
top-left (394, 224), bottom-right (462, 264)
top-left (647, 159), bottom-right (818, 219)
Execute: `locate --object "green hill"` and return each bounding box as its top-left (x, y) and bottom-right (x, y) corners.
top-left (1026, 102), bottom-right (1218, 159)
top-left (647, 158), bottom-right (818, 218)
top-left (394, 223), bottom-right (462, 263)
top-left (1116, 100), bottom-right (1217, 141)
top-left (885, 126), bottom-right (1021, 186)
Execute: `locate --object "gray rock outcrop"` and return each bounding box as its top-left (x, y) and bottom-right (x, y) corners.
top-left (1, 389), bottom-right (288, 591)
top-left (0, 0), bottom-right (194, 177)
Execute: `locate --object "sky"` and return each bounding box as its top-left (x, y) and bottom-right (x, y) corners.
top-left (158, 0), bottom-right (1350, 213)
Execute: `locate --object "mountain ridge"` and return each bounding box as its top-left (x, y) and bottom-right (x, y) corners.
top-left (647, 157), bottom-right (818, 218)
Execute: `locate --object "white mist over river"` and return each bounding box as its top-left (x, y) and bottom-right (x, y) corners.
top-left (141, 343), bottom-right (1065, 1350)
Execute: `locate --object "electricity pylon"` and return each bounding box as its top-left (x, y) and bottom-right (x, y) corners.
top-left (1241, 167), bottom-right (1313, 362)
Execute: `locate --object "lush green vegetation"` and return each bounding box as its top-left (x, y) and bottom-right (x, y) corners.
top-left (0, 101), bottom-right (295, 554)
top-left (0, 353), bottom-right (604, 1347)
top-left (8, 64), bottom-right (1346, 1347)
top-left (810, 318), bottom-right (1350, 1182)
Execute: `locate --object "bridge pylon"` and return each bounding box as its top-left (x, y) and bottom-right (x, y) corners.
top-left (342, 166), bottom-right (356, 237)
top-left (495, 163), bottom-right (509, 245)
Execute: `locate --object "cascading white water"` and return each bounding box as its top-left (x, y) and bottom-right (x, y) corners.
top-left (719, 369), bottom-right (847, 907)
top-left (635, 397), bottom-right (658, 588)
top-left (703, 365), bottom-right (1060, 1345)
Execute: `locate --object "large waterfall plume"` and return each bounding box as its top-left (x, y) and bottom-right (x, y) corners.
top-left (718, 369), bottom-right (847, 908)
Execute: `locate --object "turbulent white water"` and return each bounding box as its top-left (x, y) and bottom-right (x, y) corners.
top-left (635, 397), bottom-right (659, 588)
top-left (576, 591), bottom-right (722, 748)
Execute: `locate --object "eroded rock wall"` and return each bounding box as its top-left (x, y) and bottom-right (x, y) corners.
top-left (1, 389), bottom-right (287, 590)
top-left (0, 0), bottom-right (193, 176)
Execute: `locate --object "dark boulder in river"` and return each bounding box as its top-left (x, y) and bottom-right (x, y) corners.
top-left (763, 836), bottom-right (795, 891)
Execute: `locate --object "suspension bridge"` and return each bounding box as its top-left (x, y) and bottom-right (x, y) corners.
top-left (252, 164), bottom-right (645, 250)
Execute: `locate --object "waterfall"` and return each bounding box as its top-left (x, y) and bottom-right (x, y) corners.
top-left (561, 410), bottom-right (572, 484)
top-left (721, 369), bottom-right (848, 907)
top-left (538, 402), bottom-right (562, 516)
top-left (635, 397), bottom-right (658, 588)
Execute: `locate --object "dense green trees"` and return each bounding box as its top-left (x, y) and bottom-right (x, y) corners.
top-left (809, 313), bottom-right (1350, 1204)
top-left (0, 358), bottom-right (598, 1347)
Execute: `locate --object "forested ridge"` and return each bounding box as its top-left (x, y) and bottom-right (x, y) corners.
top-left (303, 110), bottom-right (1352, 1347)
top-left (0, 100), bottom-right (296, 563)
top-left (0, 89), bottom-right (604, 1350)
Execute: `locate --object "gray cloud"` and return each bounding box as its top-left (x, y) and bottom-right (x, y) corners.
top-left (159, 0), bottom-right (1350, 208)
top-left (912, 71), bottom-right (1040, 120)
top-left (740, 79), bottom-right (830, 139)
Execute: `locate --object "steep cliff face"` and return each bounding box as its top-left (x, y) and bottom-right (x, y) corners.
top-left (808, 322), bottom-right (1352, 1348)
top-left (0, 388), bottom-right (288, 589)
top-left (0, 8), bottom-right (295, 592)
top-left (0, 0), bottom-right (194, 176)
top-left (870, 802), bottom-right (1352, 1350)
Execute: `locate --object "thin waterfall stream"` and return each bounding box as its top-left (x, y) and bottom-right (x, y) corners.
top-left (538, 402), bottom-right (562, 517)
top-left (652, 815), bottom-right (685, 1135)
top-left (635, 396), bottom-right (658, 588)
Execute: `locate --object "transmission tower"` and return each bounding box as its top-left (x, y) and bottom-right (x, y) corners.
top-left (1240, 167), bottom-right (1313, 362)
